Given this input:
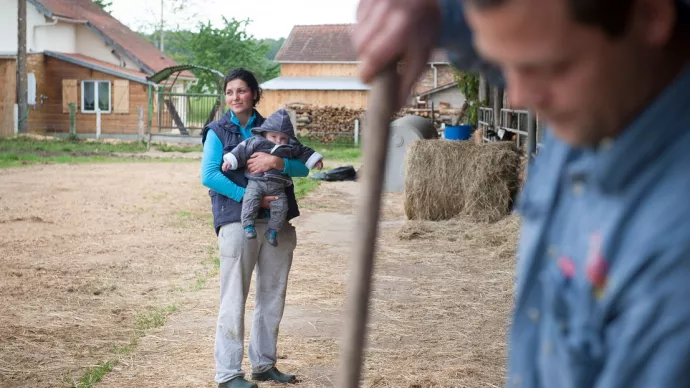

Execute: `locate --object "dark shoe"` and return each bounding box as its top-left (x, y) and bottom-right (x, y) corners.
top-left (264, 229), bottom-right (278, 247)
top-left (218, 376), bottom-right (258, 388)
top-left (252, 367), bottom-right (296, 384)
top-left (244, 225), bottom-right (257, 239)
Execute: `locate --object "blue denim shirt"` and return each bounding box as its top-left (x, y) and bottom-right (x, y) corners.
top-left (508, 65), bottom-right (690, 387)
top-left (437, 2), bottom-right (690, 386)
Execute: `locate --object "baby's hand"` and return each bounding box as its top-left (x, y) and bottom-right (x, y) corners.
top-left (222, 161), bottom-right (230, 172)
top-left (315, 160), bottom-right (324, 170)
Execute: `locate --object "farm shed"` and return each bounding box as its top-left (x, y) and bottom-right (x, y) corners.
top-left (259, 24), bottom-right (463, 114)
top-left (0, 0), bottom-right (194, 136)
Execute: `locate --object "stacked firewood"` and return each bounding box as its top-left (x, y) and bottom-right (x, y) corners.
top-left (285, 102), bottom-right (364, 140)
top-left (283, 102), bottom-right (464, 142)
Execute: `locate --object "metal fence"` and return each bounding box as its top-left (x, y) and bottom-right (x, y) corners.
top-left (478, 106), bottom-right (495, 142)
top-left (157, 92), bottom-right (224, 136)
top-left (477, 104), bottom-right (544, 157)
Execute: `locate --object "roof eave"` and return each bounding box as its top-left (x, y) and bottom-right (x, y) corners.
top-left (44, 51), bottom-right (154, 85)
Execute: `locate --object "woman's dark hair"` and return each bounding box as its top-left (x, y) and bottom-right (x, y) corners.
top-left (224, 68), bottom-right (263, 107)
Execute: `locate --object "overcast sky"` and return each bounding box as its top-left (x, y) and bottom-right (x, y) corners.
top-left (110, 0), bottom-right (360, 39)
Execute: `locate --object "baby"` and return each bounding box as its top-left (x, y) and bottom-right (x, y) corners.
top-left (222, 109), bottom-right (323, 246)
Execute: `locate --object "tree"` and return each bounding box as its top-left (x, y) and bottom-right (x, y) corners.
top-left (92, 0), bottom-right (113, 13)
top-left (453, 69), bottom-right (481, 128)
top-left (260, 38), bottom-right (285, 61)
top-left (182, 18), bottom-right (279, 92)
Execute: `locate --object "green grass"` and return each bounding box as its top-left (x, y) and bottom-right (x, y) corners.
top-left (316, 146), bottom-right (361, 163)
top-left (156, 142), bottom-right (203, 153)
top-left (293, 177), bottom-right (321, 200)
top-left (70, 304), bottom-right (177, 387)
top-left (134, 307), bottom-right (171, 337)
top-left (0, 136), bottom-right (148, 153)
top-left (75, 360), bottom-right (116, 388)
top-left (0, 152), bottom-right (194, 168)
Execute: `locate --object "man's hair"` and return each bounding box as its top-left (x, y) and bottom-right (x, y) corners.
top-left (465, 0), bottom-right (684, 38)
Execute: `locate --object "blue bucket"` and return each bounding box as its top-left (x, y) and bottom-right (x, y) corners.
top-left (444, 125), bottom-right (473, 140)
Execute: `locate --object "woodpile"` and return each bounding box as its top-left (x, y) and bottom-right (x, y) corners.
top-left (284, 102), bottom-right (364, 143)
top-left (282, 102), bottom-right (465, 143)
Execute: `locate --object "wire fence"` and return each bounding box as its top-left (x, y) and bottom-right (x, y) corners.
top-left (477, 105), bottom-right (545, 154)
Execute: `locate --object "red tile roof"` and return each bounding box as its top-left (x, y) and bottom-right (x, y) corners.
top-left (32, 0), bottom-right (194, 78)
top-left (275, 24), bottom-right (449, 63)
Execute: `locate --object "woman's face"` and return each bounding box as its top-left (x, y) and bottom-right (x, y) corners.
top-left (225, 79), bottom-right (257, 116)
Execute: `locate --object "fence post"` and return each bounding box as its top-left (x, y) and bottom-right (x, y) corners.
top-left (354, 119), bottom-right (359, 146)
top-left (137, 106), bottom-right (144, 141)
top-left (13, 104), bottom-right (19, 136)
top-left (96, 110), bottom-right (101, 140)
top-left (527, 110), bottom-right (537, 161)
top-left (69, 103), bottom-right (76, 136)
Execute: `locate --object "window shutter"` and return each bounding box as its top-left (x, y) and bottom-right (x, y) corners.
top-left (62, 79), bottom-right (78, 113)
top-left (113, 80), bottom-right (129, 114)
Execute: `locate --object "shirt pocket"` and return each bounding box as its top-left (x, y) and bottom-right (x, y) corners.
top-left (540, 262), bottom-right (605, 388)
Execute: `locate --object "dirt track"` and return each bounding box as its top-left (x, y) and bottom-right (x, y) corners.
top-left (0, 162), bottom-right (516, 388)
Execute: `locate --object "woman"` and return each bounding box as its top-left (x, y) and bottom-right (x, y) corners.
top-left (201, 68), bottom-right (308, 388)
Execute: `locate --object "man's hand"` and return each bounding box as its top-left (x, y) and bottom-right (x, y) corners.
top-left (247, 152), bottom-right (284, 174)
top-left (353, 0), bottom-right (443, 107)
top-left (260, 196), bottom-right (278, 210)
top-left (315, 160), bottom-right (324, 170)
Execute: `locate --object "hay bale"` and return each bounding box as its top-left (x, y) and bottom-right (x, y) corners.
top-left (404, 140), bottom-right (521, 223)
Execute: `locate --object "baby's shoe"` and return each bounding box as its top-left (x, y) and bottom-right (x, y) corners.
top-left (244, 225), bottom-right (257, 239)
top-left (264, 229), bottom-right (278, 247)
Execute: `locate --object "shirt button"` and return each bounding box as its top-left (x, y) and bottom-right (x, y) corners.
top-left (599, 137), bottom-right (614, 151)
top-left (572, 182), bottom-right (585, 196)
top-left (547, 245), bottom-right (558, 258)
top-left (527, 308), bottom-right (540, 322)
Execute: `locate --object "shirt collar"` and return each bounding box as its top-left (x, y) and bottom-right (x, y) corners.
top-left (565, 64), bottom-right (690, 193)
top-left (230, 110), bottom-right (257, 130)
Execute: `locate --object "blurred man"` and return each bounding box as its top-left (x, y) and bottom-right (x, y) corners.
top-left (354, 0), bottom-right (690, 386)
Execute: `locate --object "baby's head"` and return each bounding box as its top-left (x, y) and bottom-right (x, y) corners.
top-left (263, 130), bottom-right (289, 145)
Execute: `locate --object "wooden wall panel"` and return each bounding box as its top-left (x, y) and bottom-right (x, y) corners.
top-left (62, 79), bottom-right (78, 113)
top-left (0, 59), bottom-right (17, 136)
top-left (258, 90), bottom-right (369, 116)
top-left (280, 63), bottom-right (359, 77)
top-left (113, 80), bottom-right (130, 114)
top-left (27, 56), bottom-right (156, 134)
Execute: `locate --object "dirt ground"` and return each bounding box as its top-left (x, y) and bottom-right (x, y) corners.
top-left (0, 161), bottom-right (518, 388)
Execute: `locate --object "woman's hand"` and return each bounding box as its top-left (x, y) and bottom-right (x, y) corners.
top-left (247, 152), bottom-right (284, 174)
top-left (260, 196), bottom-right (278, 210)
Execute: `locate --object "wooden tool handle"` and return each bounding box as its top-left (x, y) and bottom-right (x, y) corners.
top-left (336, 64), bottom-right (399, 388)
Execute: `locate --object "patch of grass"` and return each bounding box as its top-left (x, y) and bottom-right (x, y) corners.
top-left (155, 143), bottom-right (203, 153)
top-left (75, 360), bottom-right (117, 388)
top-left (71, 303), bottom-right (178, 386)
top-left (0, 136), bottom-right (147, 153)
top-left (191, 278), bottom-right (207, 291)
top-left (293, 177), bottom-right (321, 200)
top-left (134, 306), bottom-right (171, 336)
top-left (0, 152), bottom-right (195, 169)
top-left (316, 146), bottom-right (361, 163)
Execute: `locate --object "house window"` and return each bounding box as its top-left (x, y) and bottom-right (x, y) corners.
top-left (81, 81), bottom-right (111, 113)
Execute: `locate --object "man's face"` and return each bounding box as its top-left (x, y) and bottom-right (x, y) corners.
top-left (265, 131), bottom-right (289, 145)
top-left (466, 0), bottom-right (664, 147)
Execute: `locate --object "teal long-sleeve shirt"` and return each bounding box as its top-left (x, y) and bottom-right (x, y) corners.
top-left (200, 114), bottom-right (309, 202)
